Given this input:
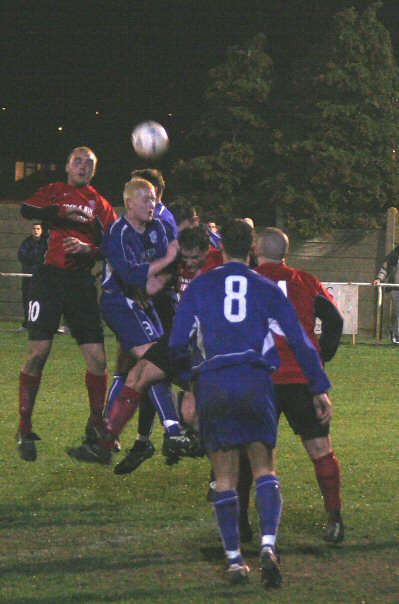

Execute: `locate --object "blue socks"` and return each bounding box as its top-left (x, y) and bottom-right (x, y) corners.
top-left (148, 382), bottom-right (182, 436)
top-left (256, 474), bottom-right (282, 551)
top-left (104, 373), bottom-right (126, 419)
top-left (213, 489), bottom-right (244, 566)
top-left (107, 379), bottom-right (181, 436)
top-left (212, 475), bottom-right (281, 564)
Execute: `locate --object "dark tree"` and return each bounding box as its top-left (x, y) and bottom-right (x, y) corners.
top-left (171, 33), bottom-right (276, 225)
top-left (267, 2), bottom-right (399, 236)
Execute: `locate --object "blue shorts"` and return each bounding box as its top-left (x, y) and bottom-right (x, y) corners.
top-left (195, 364), bottom-right (278, 452)
top-left (100, 291), bottom-right (163, 352)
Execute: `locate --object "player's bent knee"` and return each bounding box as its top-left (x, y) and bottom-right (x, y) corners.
top-left (302, 436), bottom-right (332, 459)
top-left (80, 343), bottom-right (107, 374)
top-left (116, 348), bottom-right (136, 373)
top-left (24, 340), bottom-right (52, 373)
top-left (246, 441), bottom-right (275, 477)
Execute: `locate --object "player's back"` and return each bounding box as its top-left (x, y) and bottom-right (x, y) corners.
top-left (179, 261), bottom-right (284, 371)
top-left (256, 262), bottom-right (328, 336)
top-left (256, 262), bottom-right (331, 383)
top-left (171, 259), bottom-right (331, 394)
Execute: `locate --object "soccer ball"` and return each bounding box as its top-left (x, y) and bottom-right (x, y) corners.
top-left (131, 121), bottom-right (169, 159)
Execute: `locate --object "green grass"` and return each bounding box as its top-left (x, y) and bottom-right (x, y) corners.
top-left (0, 324), bottom-right (398, 603)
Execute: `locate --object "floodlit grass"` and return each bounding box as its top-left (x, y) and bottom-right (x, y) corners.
top-left (0, 324), bottom-right (398, 603)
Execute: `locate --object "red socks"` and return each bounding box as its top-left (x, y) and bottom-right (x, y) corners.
top-left (313, 451), bottom-right (342, 517)
top-left (104, 385), bottom-right (142, 443)
top-left (85, 371), bottom-right (108, 427)
top-left (19, 371), bottom-right (42, 433)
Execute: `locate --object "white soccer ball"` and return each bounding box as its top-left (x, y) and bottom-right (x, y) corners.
top-left (131, 121), bottom-right (169, 159)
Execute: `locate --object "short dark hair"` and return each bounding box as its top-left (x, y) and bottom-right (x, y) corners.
top-left (131, 169), bottom-right (165, 194)
top-left (220, 219), bottom-right (254, 259)
top-left (168, 201), bottom-right (197, 226)
top-left (179, 226), bottom-right (210, 252)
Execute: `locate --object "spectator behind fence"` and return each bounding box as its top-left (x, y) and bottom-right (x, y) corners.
top-left (373, 242), bottom-right (399, 344)
top-left (17, 223), bottom-right (48, 330)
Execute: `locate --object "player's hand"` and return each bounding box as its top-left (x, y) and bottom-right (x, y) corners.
top-left (63, 237), bottom-right (91, 255)
top-left (146, 273), bottom-right (171, 295)
top-left (373, 279), bottom-right (381, 286)
top-left (58, 206), bottom-right (93, 223)
top-left (313, 393), bottom-right (332, 425)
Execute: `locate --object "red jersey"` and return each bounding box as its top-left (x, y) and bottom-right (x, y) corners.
top-left (176, 248), bottom-right (223, 297)
top-left (22, 182), bottom-right (117, 270)
top-left (256, 261), bottom-right (336, 384)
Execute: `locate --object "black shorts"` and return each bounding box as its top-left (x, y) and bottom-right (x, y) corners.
top-left (275, 383), bottom-right (329, 440)
top-left (28, 264), bottom-right (104, 345)
top-left (142, 331), bottom-right (176, 380)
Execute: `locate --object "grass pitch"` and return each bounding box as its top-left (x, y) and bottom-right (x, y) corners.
top-left (0, 325), bottom-right (398, 603)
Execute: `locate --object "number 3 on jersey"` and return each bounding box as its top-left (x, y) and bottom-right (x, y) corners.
top-left (224, 276), bottom-right (247, 323)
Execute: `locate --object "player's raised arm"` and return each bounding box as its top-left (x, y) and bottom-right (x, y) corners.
top-left (147, 239), bottom-right (179, 280)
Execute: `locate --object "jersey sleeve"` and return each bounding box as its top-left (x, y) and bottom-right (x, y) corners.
top-left (155, 204), bottom-right (178, 241)
top-left (315, 294), bottom-right (343, 362)
top-left (309, 275), bottom-right (343, 362)
top-left (20, 184), bottom-right (61, 222)
top-left (162, 220), bottom-right (177, 243)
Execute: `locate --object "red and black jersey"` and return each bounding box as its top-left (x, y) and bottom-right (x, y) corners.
top-left (256, 262), bottom-right (342, 384)
top-left (176, 248), bottom-right (223, 297)
top-left (21, 182), bottom-right (117, 270)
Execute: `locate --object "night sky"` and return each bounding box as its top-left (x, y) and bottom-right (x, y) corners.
top-left (1, 0), bottom-right (398, 201)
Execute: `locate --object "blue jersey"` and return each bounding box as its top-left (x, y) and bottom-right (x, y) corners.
top-left (169, 261), bottom-right (331, 394)
top-left (101, 216), bottom-right (169, 296)
top-left (154, 202), bottom-right (178, 242)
